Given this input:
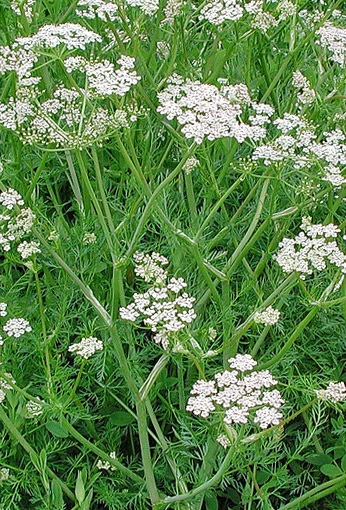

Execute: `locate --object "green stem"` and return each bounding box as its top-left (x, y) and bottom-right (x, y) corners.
top-left (74, 151), bottom-right (116, 263)
top-left (162, 447), bottom-right (235, 504)
top-left (258, 274), bottom-right (340, 370)
top-left (91, 147), bottom-right (118, 242)
top-left (34, 268), bottom-right (52, 398)
top-left (65, 150), bottom-right (84, 213)
top-left (194, 175), bottom-right (246, 242)
top-left (33, 228), bottom-right (112, 326)
top-left (224, 178), bottom-right (270, 278)
top-left (0, 406), bottom-right (76, 503)
top-left (68, 359), bottom-right (86, 403)
top-left (136, 401), bottom-right (160, 505)
top-left (279, 477), bottom-right (346, 509)
top-left (60, 417), bottom-right (143, 484)
top-left (139, 354), bottom-right (169, 401)
top-left (25, 152), bottom-right (50, 202)
top-left (184, 171), bottom-right (198, 228)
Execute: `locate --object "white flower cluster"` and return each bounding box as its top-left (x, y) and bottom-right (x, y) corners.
top-left (133, 251), bottom-right (169, 283)
top-left (64, 55), bottom-right (140, 97)
top-left (0, 22), bottom-right (141, 149)
top-left (199, 0), bottom-right (295, 31)
top-left (316, 382), bottom-right (346, 403)
top-left (0, 467), bottom-right (9, 480)
top-left (125, 0), bottom-right (159, 15)
top-left (10, 0), bottom-right (36, 22)
top-left (97, 451), bottom-right (117, 471)
top-left (274, 218), bottom-right (346, 279)
top-left (216, 434), bottom-right (231, 448)
top-left (183, 157), bottom-right (200, 175)
top-left (0, 190), bottom-right (36, 253)
top-left (0, 373), bottom-right (16, 405)
top-left (0, 84), bottom-right (131, 149)
top-left (0, 303), bottom-right (7, 317)
top-left (162, 0), bottom-right (183, 24)
top-left (253, 115), bottom-right (346, 188)
top-left (3, 318), bottom-right (32, 338)
top-left (186, 354), bottom-right (284, 429)
top-left (83, 232), bottom-right (97, 245)
top-left (0, 189), bottom-right (24, 210)
top-left (0, 46), bottom-right (38, 86)
top-left (16, 23), bottom-right (102, 51)
top-left (17, 240), bottom-right (41, 259)
top-left (253, 306), bottom-right (280, 326)
top-left (199, 0), bottom-right (243, 25)
top-left (76, 0), bottom-right (119, 21)
top-left (25, 398), bottom-right (44, 418)
top-left (317, 22), bottom-right (346, 67)
top-left (157, 74), bottom-right (274, 144)
top-left (68, 336), bottom-right (103, 359)
top-left (292, 71), bottom-right (316, 105)
top-left (120, 253), bottom-right (196, 349)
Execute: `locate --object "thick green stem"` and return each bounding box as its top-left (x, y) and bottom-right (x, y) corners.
top-left (279, 475), bottom-right (346, 509)
top-left (136, 401), bottom-right (160, 505)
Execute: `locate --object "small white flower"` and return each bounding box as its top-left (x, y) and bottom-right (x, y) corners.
top-left (316, 382), bottom-right (346, 403)
top-left (216, 434), bottom-right (231, 448)
top-left (228, 354), bottom-right (257, 372)
top-left (83, 232), bottom-right (96, 244)
top-left (3, 318), bottom-right (32, 338)
top-left (0, 189), bottom-right (24, 210)
top-left (97, 451), bottom-right (117, 471)
top-left (26, 398), bottom-right (44, 418)
top-left (0, 303), bottom-right (7, 317)
top-left (68, 336), bottom-right (103, 359)
top-left (17, 240), bottom-right (41, 259)
top-left (224, 406), bottom-right (249, 424)
top-left (254, 406), bottom-right (283, 429)
top-left (253, 306), bottom-right (280, 326)
top-left (0, 467), bottom-right (9, 480)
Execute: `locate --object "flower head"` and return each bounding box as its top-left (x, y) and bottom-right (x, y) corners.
top-left (68, 336), bottom-right (103, 359)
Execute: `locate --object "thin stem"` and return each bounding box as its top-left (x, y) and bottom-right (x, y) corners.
top-left (162, 447), bottom-right (235, 504)
top-left (258, 274), bottom-right (340, 370)
top-left (74, 151), bottom-right (116, 263)
top-left (0, 406), bottom-right (76, 503)
top-left (60, 417), bottom-right (143, 484)
top-left (34, 268), bottom-right (52, 398)
top-left (68, 359), bottom-right (87, 403)
top-left (65, 150), bottom-right (84, 213)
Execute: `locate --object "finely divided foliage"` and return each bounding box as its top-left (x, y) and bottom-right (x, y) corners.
top-left (0, 0), bottom-right (346, 509)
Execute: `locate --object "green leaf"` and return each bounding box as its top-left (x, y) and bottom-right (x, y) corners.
top-left (341, 454), bottom-right (346, 472)
top-left (109, 411), bottom-right (135, 426)
top-left (205, 491), bottom-right (219, 510)
top-left (46, 421), bottom-right (69, 438)
top-left (51, 479), bottom-right (64, 508)
top-left (75, 471), bottom-right (85, 504)
top-left (320, 464), bottom-right (343, 478)
top-left (306, 454), bottom-right (333, 466)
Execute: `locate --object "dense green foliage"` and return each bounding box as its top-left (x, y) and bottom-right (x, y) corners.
top-left (0, 0), bottom-right (346, 508)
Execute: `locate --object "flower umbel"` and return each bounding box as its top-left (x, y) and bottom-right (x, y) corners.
top-left (68, 336), bottom-right (103, 359)
top-left (187, 354), bottom-right (284, 429)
